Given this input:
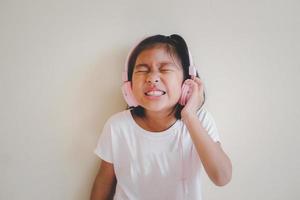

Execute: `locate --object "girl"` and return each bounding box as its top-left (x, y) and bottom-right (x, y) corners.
top-left (90, 34), bottom-right (232, 200)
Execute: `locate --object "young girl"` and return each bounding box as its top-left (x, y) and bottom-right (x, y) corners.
top-left (90, 34), bottom-right (232, 200)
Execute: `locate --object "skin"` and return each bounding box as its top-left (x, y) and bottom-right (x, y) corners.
top-left (131, 45), bottom-right (184, 131)
top-left (180, 77), bottom-right (232, 186)
top-left (90, 160), bottom-right (116, 200)
top-left (90, 45), bottom-right (232, 200)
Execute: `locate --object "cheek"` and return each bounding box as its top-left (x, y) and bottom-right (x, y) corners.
top-left (170, 73), bottom-right (184, 86)
top-left (131, 77), bottom-right (144, 93)
top-left (165, 75), bottom-right (184, 93)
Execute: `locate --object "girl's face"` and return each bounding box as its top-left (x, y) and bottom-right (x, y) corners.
top-left (131, 46), bottom-right (184, 115)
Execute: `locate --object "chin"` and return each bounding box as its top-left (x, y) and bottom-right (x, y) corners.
top-left (144, 103), bottom-right (177, 113)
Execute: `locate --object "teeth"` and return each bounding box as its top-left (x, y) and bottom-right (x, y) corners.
top-left (146, 91), bottom-right (165, 96)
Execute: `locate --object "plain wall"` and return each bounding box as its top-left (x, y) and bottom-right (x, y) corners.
top-left (0, 0), bottom-right (299, 199)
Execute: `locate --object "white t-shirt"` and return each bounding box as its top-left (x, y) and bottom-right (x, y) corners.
top-left (94, 107), bottom-right (220, 200)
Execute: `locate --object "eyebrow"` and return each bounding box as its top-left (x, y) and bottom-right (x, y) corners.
top-left (135, 63), bottom-right (149, 68)
top-left (135, 62), bottom-right (176, 68)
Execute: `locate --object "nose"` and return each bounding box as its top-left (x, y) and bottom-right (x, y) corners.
top-left (146, 72), bottom-right (160, 84)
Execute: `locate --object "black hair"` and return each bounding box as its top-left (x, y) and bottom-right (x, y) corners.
top-left (127, 34), bottom-right (206, 119)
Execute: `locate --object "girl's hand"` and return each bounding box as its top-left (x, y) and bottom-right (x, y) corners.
top-left (181, 77), bottom-right (205, 119)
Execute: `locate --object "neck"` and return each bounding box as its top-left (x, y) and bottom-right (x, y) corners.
top-left (132, 109), bottom-right (177, 132)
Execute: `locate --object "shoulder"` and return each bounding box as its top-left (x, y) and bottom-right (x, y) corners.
top-left (196, 106), bottom-right (210, 120)
top-left (196, 106), bottom-right (221, 142)
top-left (196, 106), bottom-right (218, 126)
top-left (104, 109), bottom-right (133, 128)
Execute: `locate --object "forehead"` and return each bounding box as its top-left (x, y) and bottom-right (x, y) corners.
top-left (135, 44), bottom-right (181, 65)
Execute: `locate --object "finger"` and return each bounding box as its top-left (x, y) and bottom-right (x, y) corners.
top-left (185, 79), bottom-right (198, 88)
top-left (193, 77), bottom-right (203, 86)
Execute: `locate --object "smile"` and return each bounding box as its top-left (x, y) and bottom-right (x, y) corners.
top-left (145, 91), bottom-right (166, 96)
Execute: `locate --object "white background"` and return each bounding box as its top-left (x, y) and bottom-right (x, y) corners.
top-left (0, 0), bottom-right (299, 199)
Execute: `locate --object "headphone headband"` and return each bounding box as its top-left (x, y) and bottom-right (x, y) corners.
top-left (123, 36), bottom-right (147, 82)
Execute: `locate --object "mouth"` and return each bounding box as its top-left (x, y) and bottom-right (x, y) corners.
top-left (145, 90), bottom-right (166, 96)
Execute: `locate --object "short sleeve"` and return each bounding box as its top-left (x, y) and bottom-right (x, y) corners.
top-left (197, 107), bottom-right (221, 143)
top-left (93, 120), bottom-right (114, 163)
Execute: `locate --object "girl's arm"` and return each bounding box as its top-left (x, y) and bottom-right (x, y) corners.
top-left (181, 78), bottom-right (232, 186)
top-left (182, 113), bottom-right (232, 186)
top-left (90, 159), bottom-right (117, 200)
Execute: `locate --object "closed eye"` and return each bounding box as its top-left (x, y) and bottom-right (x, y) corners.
top-left (135, 69), bottom-right (149, 73)
top-left (134, 65), bottom-right (149, 73)
top-left (160, 65), bottom-right (175, 72)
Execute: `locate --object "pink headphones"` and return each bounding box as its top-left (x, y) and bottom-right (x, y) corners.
top-left (121, 36), bottom-right (197, 107)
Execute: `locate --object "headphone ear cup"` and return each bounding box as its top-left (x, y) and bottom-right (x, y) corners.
top-left (179, 80), bottom-right (191, 106)
top-left (121, 82), bottom-right (139, 107)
